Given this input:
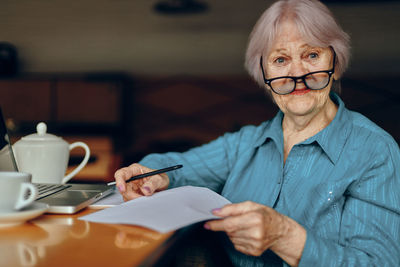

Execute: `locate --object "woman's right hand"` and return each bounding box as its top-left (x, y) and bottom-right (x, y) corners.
top-left (114, 163), bottom-right (170, 201)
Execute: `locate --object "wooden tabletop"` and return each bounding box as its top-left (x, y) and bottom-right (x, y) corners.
top-left (0, 208), bottom-right (174, 267)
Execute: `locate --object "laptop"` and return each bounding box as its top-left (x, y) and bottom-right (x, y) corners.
top-left (0, 108), bottom-right (114, 214)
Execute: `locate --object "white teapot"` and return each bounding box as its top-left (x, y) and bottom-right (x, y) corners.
top-left (13, 122), bottom-right (90, 184)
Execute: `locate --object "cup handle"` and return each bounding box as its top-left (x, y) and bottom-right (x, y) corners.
top-left (69, 220), bottom-right (91, 239)
top-left (15, 183), bottom-right (38, 210)
top-left (62, 142), bottom-right (91, 184)
top-left (18, 243), bottom-right (37, 266)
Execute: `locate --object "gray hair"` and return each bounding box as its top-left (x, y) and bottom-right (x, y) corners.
top-left (245, 0), bottom-right (350, 91)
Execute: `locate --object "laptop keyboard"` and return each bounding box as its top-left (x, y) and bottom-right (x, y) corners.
top-left (34, 183), bottom-right (72, 199)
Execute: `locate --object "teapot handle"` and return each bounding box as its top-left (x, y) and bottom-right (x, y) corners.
top-left (62, 142), bottom-right (90, 184)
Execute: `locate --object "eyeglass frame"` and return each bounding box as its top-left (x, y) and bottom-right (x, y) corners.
top-left (259, 49), bottom-right (336, 95)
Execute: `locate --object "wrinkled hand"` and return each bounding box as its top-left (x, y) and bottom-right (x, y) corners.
top-left (204, 201), bottom-right (305, 266)
top-left (114, 163), bottom-right (169, 201)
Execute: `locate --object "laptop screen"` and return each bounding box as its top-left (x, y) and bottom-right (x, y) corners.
top-left (0, 108), bottom-right (19, 171)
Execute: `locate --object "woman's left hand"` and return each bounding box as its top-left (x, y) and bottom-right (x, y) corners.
top-left (204, 201), bottom-right (306, 265)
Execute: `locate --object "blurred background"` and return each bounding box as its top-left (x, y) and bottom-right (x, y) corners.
top-left (0, 0), bottom-right (399, 181)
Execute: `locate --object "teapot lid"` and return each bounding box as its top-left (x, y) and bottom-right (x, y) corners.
top-left (21, 122), bottom-right (62, 141)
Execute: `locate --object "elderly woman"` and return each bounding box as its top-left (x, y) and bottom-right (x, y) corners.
top-left (115, 0), bottom-right (400, 266)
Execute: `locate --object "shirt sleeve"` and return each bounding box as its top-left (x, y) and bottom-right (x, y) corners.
top-left (299, 139), bottom-right (400, 266)
top-left (139, 129), bottom-right (245, 193)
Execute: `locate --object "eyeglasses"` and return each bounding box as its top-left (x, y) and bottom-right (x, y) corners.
top-left (259, 51), bottom-right (336, 95)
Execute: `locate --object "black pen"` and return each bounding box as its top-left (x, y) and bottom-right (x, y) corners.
top-left (107, 165), bottom-right (183, 186)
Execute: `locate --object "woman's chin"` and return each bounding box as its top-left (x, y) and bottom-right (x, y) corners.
top-left (273, 89), bottom-right (330, 117)
top-left (284, 100), bottom-right (318, 116)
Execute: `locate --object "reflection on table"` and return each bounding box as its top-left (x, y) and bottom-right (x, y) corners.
top-left (0, 208), bottom-right (173, 267)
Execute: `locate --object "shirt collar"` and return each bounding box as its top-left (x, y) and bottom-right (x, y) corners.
top-left (254, 110), bottom-right (284, 150)
top-left (254, 92), bottom-right (352, 165)
top-left (303, 92), bottom-right (351, 164)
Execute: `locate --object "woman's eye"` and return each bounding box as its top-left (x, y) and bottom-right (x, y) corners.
top-left (309, 52), bottom-right (319, 59)
top-left (275, 57), bottom-right (285, 64)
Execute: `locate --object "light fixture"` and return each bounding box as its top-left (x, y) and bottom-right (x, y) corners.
top-left (154, 0), bottom-right (208, 15)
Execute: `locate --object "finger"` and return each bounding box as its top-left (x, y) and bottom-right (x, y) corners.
top-left (114, 168), bottom-right (130, 192)
top-left (115, 167), bottom-right (138, 192)
top-left (115, 164), bottom-right (143, 182)
top-left (232, 244), bottom-right (249, 255)
top-left (114, 164), bottom-right (153, 193)
top-left (230, 242), bottom-right (258, 256)
top-left (120, 185), bottom-right (145, 201)
top-left (213, 201), bottom-right (263, 217)
top-left (229, 236), bottom-right (250, 246)
top-left (206, 217), bottom-right (243, 232)
top-left (229, 236), bottom-right (256, 251)
top-left (227, 228), bottom-right (259, 240)
top-left (227, 236), bottom-right (265, 257)
top-left (120, 179), bottom-right (148, 201)
top-left (140, 174), bottom-right (168, 196)
top-left (230, 233), bottom-right (275, 254)
top-left (225, 214), bottom-right (286, 253)
top-left (233, 244), bottom-right (261, 257)
top-left (229, 234), bottom-right (266, 249)
top-left (206, 212), bottom-right (254, 233)
top-left (122, 189), bottom-right (145, 201)
top-left (140, 177), bottom-right (158, 196)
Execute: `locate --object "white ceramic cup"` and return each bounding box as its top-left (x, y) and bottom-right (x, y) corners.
top-left (0, 172), bottom-right (38, 213)
top-left (0, 241), bottom-right (38, 267)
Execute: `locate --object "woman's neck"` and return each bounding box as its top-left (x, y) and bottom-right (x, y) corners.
top-left (282, 98), bottom-right (338, 162)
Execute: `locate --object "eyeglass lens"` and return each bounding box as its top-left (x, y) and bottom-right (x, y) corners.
top-left (270, 72), bottom-right (330, 94)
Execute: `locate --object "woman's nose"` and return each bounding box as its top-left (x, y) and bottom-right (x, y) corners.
top-left (289, 59), bottom-right (308, 77)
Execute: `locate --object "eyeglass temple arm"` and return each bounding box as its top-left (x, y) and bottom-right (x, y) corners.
top-left (259, 56), bottom-right (269, 84)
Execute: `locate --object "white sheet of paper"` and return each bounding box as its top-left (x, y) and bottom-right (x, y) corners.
top-left (79, 186), bottom-right (231, 233)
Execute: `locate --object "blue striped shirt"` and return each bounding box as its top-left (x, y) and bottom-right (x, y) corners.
top-left (140, 93), bottom-right (400, 266)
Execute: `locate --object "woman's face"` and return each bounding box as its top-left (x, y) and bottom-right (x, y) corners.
top-left (263, 20), bottom-right (335, 118)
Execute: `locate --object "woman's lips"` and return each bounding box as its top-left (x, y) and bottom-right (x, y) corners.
top-left (290, 88), bottom-right (310, 95)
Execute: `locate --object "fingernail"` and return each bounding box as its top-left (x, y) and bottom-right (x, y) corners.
top-left (143, 186), bottom-right (151, 194)
top-left (118, 185), bottom-right (124, 192)
top-left (203, 223), bottom-right (210, 230)
top-left (212, 208), bottom-right (221, 213)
